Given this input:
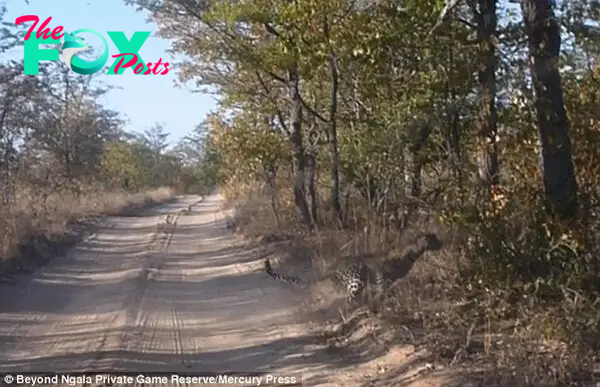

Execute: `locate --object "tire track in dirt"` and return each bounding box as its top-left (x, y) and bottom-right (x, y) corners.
top-left (92, 216), bottom-right (170, 366)
top-left (0, 196), bottom-right (203, 375)
top-left (96, 201), bottom-right (203, 372)
top-left (101, 198), bottom-right (208, 380)
top-left (121, 213), bottom-right (195, 377)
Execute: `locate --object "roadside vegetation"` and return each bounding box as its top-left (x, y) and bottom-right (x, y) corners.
top-left (0, 6), bottom-right (216, 275)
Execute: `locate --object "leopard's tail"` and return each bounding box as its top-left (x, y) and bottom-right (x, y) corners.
top-left (264, 258), bottom-right (305, 285)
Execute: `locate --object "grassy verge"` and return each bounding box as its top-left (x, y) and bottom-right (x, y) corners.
top-left (224, 181), bottom-right (600, 386)
top-left (0, 186), bottom-right (175, 277)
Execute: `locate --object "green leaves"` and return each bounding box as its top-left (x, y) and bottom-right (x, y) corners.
top-left (208, 110), bottom-right (289, 181)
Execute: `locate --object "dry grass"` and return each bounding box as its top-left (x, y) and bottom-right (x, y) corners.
top-left (224, 180), bottom-right (600, 386)
top-left (0, 186), bottom-right (175, 275)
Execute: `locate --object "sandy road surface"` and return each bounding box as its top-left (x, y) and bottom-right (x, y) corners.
top-left (0, 193), bottom-right (352, 386)
top-left (0, 193), bottom-right (438, 387)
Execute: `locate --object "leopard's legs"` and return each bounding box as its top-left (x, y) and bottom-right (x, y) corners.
top-left (346, 278), bottom-right (362, 303)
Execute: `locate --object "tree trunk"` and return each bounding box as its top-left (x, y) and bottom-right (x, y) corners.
top-left (444, 80), bottom-right (462, 186)
top-left (0, 103), bottom-right (14, 205)
top-left (266, 165), bottom-right (282, 231)
top-left (328, 53), bottom-right (343, 228)
top-left (520, 0), bottom-right (579, 221)
top-left (305, 118), bottom-right (319, 225)
top-left (323, 17), bottom-right (343, 228)
top-left (405, 120), bottom-right (432, 199)
top-left (473, 0), bottom-right (499, 192)
top-left (288, 66), bottom-right (313, 229)
top-left (402, 120), bottom-right (431, 227)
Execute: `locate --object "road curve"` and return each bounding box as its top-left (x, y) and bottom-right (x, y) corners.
top-left (0, 194), bottom-right (340, 385)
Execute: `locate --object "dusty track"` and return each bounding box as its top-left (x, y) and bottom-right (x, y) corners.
top-left (0, 194), bottom-right (339, 385)
top-left (0, 193), bottom-right (438, 386)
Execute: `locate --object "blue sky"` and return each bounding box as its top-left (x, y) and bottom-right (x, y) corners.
top-left (4, 0), bottom-right (217, 145)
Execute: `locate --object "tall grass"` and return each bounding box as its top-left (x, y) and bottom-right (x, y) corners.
top-left (0, 186), bottom-right (175, 266)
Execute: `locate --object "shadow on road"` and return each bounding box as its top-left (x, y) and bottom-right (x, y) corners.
top-left (0, 196), bottom-right (391, 384)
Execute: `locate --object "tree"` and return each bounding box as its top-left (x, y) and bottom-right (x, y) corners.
top-left (473, 0), bottom-right (500, 192)
top-left (143, 122), bottom-right (170, 154)
top-left (26, 63), bottom-right (122, 182)
top-left (101, 140), bottom-right (143, 190)
top-left (520, 0), bottom-right (579, 221)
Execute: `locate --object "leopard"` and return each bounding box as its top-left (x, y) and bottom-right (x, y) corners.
top-left (264, 232), bottom-right (443, 310)
top-left (264, 256), bottom-right (386, 306)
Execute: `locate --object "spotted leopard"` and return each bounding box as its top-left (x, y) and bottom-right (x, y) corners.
top-left (264, 232), bottom-right (443, 308)
top-left (264, 256), bottom-right (386, 305)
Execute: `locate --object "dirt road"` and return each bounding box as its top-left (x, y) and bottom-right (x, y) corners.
top-left (0, 193), bottom-right (436, 386)
top-left (0, 193), bottom-right (354, 385)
